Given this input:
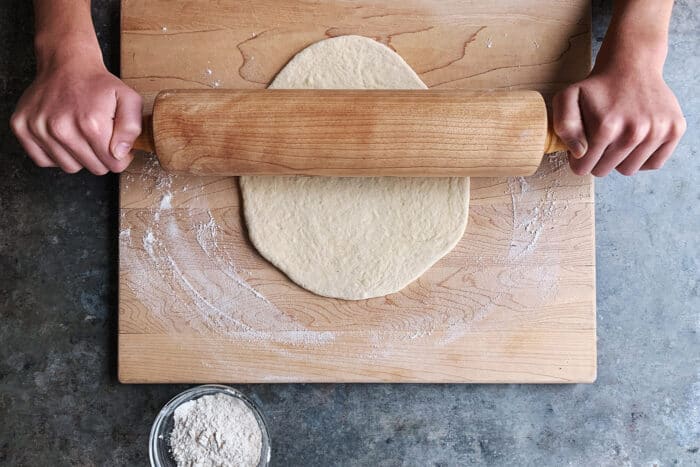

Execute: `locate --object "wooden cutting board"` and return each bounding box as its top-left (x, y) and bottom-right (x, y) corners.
top-left (119, 0), bottom-right (595, 383)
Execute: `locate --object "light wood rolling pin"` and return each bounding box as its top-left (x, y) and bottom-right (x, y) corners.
top-left (133, 89), bottom-right (567, 177)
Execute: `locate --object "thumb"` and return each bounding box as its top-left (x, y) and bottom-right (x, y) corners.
top-left (110, 88), bottom-right (143, 160)
top-left (553, 85), bottom-right (588, 159)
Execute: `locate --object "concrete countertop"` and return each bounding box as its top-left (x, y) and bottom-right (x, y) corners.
top-left (1, 1), bottom-right (697, 465)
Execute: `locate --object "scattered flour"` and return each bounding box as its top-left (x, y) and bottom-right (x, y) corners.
top-left (120, 151), bottom-right (571, 356)
top-left (439, 151), bottom-right (569, 345)
top-left (508, 152), bottom-right (566, 261)
top-left (160, 192), bottom-right (173, 210)
top-left (194, 211), bottom-right (273, 305)
top-left (140, 152), bottom-right (174, 192)
top-left (120, 154), bottom-right (335, 349)
top-left (119, 228), bottom-right (131, 245)
top-left (170, 393), bottom-right (262, 467)
top-left (505, 152), bottom-right (566, 293)
top-left (143, 229), bottom-right (156, 256)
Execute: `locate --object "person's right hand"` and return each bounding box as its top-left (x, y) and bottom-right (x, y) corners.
top-left (11, 52), bottom-right (143, 175)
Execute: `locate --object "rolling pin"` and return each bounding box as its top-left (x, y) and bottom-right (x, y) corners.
top-left (133, 89), bottom-right (567, 177)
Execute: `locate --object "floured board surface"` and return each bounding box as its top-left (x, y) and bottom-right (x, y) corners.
top-left (119, 0), bottom-right (595, 383)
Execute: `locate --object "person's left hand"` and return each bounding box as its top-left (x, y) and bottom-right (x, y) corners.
top-left (553, 59), bottom-right (685, 177)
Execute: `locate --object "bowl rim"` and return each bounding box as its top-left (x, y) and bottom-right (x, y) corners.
top-left (149, 384), bottom-right (271, 467)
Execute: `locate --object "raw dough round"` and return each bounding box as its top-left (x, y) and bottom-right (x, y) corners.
top-left (240, 36), bottom-right (469, 300)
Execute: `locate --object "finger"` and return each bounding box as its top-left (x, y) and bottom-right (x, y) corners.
top-left (571, 111), bottom-right (626, 176)
top-left (591, 146), bottom-right (632, 177)
top-left (553, 85), bottom-right (587, 158)
top-left (109, 89), bottom-right (143, 161)
top-left (77, 114), bottom-right (122, 174)
top-left (29, 118), bottom-right (82, 173)
top-left (10, 114), bottom-right (56, 167)
top-left (62, 124), bottom-right (111, 176)
top-left (47, 115), bottom-right (110, 175)
top-left (616, 139), bottom-right (662, 176)
top-left (569, 139), bottom-right (610, 176)
top-left (640, 140), bottom-right (679, 171)
top-left (18, 137), bottom-right (57, 168)
top-left (591, 126), bottom-right (646, 177)
top-left (641, 119), bottom-right (685, 171)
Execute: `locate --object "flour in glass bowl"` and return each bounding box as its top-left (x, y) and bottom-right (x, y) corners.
top-left (170, 393), bottom-right (263, 467)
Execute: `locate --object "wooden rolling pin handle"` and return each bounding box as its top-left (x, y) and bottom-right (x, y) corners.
top-left (544, 123), bottom-right (568, 154)
top-left (132, 115), bottom-right (155, 153)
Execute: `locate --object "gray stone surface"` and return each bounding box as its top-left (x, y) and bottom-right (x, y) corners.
top-left (0, 1), bottom-right (697, 465)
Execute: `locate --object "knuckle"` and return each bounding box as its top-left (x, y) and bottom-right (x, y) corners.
top-left (80, 113), bottom-right (105, 137)
top-left (648, 124), bottom-right (665, 141)
top-left (554, 120), bottom-right (580, 138)
top-left (651, 116), bottom-right (669, 129)
top-left (9, 112), bottom-right (23, 133)
top-left (121, 122), bottom-right (142, 137)
top-left (595, 118), bottom-right (620, 138)
top-left (125, 88), bottom-right (144, 105)
top-left (133, 92), bottom-right (144, 106)
top-left (47, 115), bottom-right (72, 140)
top-left (626, 125), bottom-right (647, 143)
top-left (670, 119), bottom-right (687, 138)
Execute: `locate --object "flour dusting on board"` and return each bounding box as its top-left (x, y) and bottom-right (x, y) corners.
top-left (505, 152), bottom-right (566, 294)
top-left (508, 152), bottom-right (567, 260)
top-left (438, 152), bottom-right (568, 346)
top-left (159, 192), bottom-right (172, 209)
top-left (120, 154), bottom-right (334, 348)
top-left (194, 210), bottom-right (271, 304)
top-left (121, 153), bottom-right (571, 353)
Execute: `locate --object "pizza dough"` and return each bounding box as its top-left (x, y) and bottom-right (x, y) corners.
top-left (240, 36), bottom-right (469, 300)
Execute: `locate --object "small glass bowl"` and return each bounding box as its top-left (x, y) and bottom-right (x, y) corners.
top-left (149, 384), bottom-right (271, 467)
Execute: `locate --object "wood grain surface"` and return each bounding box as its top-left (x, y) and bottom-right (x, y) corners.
top-left (119, 0), bottom-right (595, 383)
top-left (150, 89), bottom-right (555, 177)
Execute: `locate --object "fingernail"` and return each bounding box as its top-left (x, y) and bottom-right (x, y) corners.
top-left (568, 140), bottom-right (586, 158)
top-left (113, 142), bottom-right (131, 160)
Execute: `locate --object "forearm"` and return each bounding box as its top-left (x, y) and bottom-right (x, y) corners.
top-left (596, 0), bottom-right (674, 73)
top-left (33, 0), bottom-right (103, 72)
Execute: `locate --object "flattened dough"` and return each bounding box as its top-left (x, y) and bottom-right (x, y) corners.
top-left (240, 36), bottom-right (469, 300)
